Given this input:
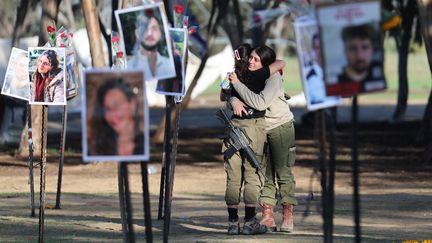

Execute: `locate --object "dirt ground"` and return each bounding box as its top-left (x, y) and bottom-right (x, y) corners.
top-left (1, 108), bottom-right (432, 242)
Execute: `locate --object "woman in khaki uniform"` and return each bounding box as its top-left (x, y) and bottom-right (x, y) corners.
top-left (229, 45), bottom-right (297, 233)
top-left (221, 44), bottom-right (285, 235)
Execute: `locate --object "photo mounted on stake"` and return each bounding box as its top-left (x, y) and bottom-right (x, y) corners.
top-left (82, 69), bottom-right (149, 162)
top-left (65, 52), bottom-right (79, 99)
top-left (115, 2), bottom-right (176, 81)
top-left (1, 47), bottom-right (30, 101)
top-left (293, 17), bottom-right (341, 111)
top-left (28, 47), bottom-right (66, 105)
top-left (316, 0), bottom-right (386, 97)
top-left (156, 27), bottom-right (187, 96)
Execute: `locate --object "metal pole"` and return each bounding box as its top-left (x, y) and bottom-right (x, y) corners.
top-left (118, 163), bottom-right (135, 243)
top-left (317, 110), bottom-right (330, 243)
top-left (327, 107), bottom-right (337, 242)
top-left (158, 97), bottom-right (172, 219)
top-left (38, 105), bottom-right (48, 243)
top-left (141, 162), bottom-right (153, 243)
top-left (55, 105), bottom-right (67, 209)
top-left (351, 96), bottom-right (361, 243)
top-left (118, 164), bottom-right (128, 242)
top-left (122, 163), bottom-right (135, 242)
top-left (27, 104), bottom-right (35, 217)
top-left (163, 99), bottom-right (181, 243)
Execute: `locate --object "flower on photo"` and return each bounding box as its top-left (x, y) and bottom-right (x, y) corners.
top-left (47, 24), bottom-right (57, 46)
top-left (175, 4), bottom-right (184, 14)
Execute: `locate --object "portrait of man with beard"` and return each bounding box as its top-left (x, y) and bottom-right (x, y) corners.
top-left (116, 4), bottom-right (176, 81)
top-left (335, 23), bottom-right (385, 96)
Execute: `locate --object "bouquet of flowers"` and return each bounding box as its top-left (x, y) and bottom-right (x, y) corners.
top-left (46, 24), bottom-right (74, 49)
top-left (111, 31), bottom-right (125, 69)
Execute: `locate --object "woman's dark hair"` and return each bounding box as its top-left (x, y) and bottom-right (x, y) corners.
top-left (33, 49), bottom-right (62, 79)
top-left (90, 78), bottom-right (137, 155)
top-left (32, 49), bottom-right (62, 101)
top-left (254, 45), bottom-right (276, 67)
top-left (233, 43), bottom-right (252, 83)
top-left (44, 49), bottom-right (60, 71)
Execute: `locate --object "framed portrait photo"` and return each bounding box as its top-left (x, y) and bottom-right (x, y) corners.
top-left (28, 47), bottom-right (66, 105)
top-left (115, 2), bottom-right (176, 82)
top-left (82, 68), bottom-right (149, 162)
top-left (1, 47), bottom-right (30, 101)
top-left (293, 17), bottom-right (342, 111)
top-left (156, 27), bottom-right (187, 96)
top-left (65, 52), bottom-right (79, 100)
top-left (316, 0), bottom-right (386, 96)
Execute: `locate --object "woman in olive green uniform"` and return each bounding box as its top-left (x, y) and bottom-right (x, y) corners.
top-left (229, 45), bottom-right (296, 232)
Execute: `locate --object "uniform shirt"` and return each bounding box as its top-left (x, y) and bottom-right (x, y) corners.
top-left (231, 67), bottom-right (269, 119)
top-left (232, 72), bottom-right (294, 130)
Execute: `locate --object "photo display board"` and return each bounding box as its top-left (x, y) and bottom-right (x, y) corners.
top-left (316, 0), bottom-right (386, 96)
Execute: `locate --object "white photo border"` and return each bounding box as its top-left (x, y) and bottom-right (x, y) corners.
top-left (28, 47), bottom-right (67, 106)
top-left (316, 0), bottom-right (386, 96)
top-left (293, 17), bottom-right (342, 111)
top-left (114, 2), bottom-right (176, 82)
top-left (81, 68), bottom-right (150, 162)
top-left (155, 27), bottom-right (187, 96)
top-left (1, 47), bottom-right (30, 101)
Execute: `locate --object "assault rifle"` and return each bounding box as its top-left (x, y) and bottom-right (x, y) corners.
top-left (216, 108), bottom-right (267, 181)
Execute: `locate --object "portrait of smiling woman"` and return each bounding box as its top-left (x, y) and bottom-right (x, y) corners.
top-left (29, 47), bottom-right (66, 105)
top-left (83, 70), bottom-right (149, 162)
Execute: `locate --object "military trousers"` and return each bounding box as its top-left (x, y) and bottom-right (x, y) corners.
top-left (260, 120), bottom-right (297, 206)
top-left (223, 117), bottom-right (266, 206)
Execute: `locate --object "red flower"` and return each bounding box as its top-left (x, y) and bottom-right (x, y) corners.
top-left (60, 43), bottom-right (66, 47)
top-left (69, 33), bottom-right (74, 38)
top-left (112, 36), bottom-right (119, 43)
top-left (175, 4), bottom-right (184, 14)
top-left (253, 14), bottom-right (261, 24)
top-left (145, 9), bottom-right (154, 17)
top-left (59, 31), bottom-right (67, 39)
top-left (116, 51), bottom-right (124, 58)
top-left (47, 25), bottom-right (56, 33)
top-left (188, 26), bottom-right (198, 34)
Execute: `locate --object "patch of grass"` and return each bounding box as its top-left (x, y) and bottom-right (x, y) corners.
top-left (0, 192), bottom-right (27, 198)
top-left (45, 147), bottom-right (81, 156)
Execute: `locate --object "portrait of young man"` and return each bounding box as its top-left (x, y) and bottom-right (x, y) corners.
top-left (1, 47), bottom-right (30, 101)
top-left (336, 23), bottom-right (385, 94)
top-left (293, 17), bottom-right (341, 111)
top-left (156, 27), bottom-right (187, 96)
top-left (115, 3), bottom-right (176, 82)
top-left (316, 0), bottom-right (386, 97)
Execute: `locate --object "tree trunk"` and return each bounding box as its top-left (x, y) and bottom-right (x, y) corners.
top-left (38, 0), bottom-right (61, 46)
top-left (81, 0), bottom-right (106, 68)
top-left (393, 0), bottom-right (417, 121)
top-left (64, 0), bottom-right (76, 32)
top-left (1, 0), bottom-right (29, 147)
top-left (11, 0), bottom-right (29, 48)
top-left (16, 0), bottom-right (60, 158)
top-left (416, 0), bottom-right (432, 162)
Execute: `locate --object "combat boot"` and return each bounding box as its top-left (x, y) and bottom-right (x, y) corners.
top-left (280, 203), bottom-right (294, 232)
top-left (260, 203), bottom-right (276, 232)
top-left (242, 216), bottom-right (267, 235)
top-left (227, 220), bottom-right (239, 235)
